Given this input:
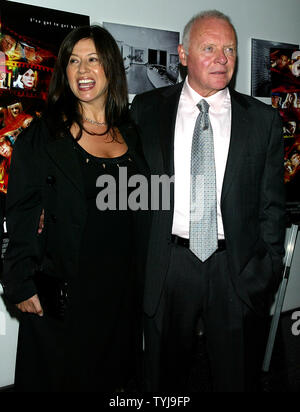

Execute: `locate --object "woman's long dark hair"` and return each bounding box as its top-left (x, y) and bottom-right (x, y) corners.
top-left (46, 25), bottom-right (129, 139)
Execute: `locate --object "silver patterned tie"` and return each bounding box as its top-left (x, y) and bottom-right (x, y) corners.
top-left (189, 99), bottom-right (218, 262)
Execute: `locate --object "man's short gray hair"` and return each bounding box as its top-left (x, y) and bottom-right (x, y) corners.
top-left (182, 10), bottom-right (237, 53)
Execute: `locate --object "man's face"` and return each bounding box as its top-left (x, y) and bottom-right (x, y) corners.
top-left (287, 121), bottom-right (296, 134)
top-left (272, 95), bottom-right (280, 107)
top-left (278, 55), bottom-right (289, 69)
top-left (1, 35), bottom-right (15, 53)
top-left (178, 17), bottom-right (237, 97)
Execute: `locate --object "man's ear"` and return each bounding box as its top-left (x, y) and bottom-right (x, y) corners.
top-left (178, 44), bottom-right (188, 67)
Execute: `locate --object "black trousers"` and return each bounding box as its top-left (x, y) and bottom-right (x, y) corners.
top-left (144, 243), bottom-right (269, 392)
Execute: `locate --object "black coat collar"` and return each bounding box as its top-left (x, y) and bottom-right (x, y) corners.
top-left (45, 120), bottom-right (148, 194)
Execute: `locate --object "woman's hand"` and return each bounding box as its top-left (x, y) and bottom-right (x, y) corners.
top-left (16, 294), bottom-right (44, 317)
top-left (16, 209), bottom-right (45, 315)
top-left (38, 209), bottom-right (45, 234)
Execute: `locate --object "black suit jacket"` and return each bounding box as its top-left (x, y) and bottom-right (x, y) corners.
top-left (2, 118), bottom-right (150, 305)
top-left (131, 82), bottom-right (286, 317)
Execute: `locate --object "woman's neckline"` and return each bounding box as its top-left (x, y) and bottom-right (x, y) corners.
top-left (73, 138), bottom-right (129, 161)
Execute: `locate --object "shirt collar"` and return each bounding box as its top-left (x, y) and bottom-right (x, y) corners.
top-left (183, 76), bottom-right (230, 112)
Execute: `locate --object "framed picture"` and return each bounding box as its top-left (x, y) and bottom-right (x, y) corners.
top-left (251, 38), bottom-right (299, 97)
top-left (103, 22), bottom-right (180, 101)
top-left (270, 47), bottom-right (300, 218)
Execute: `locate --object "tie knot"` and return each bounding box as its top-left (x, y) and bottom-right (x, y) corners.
top-left (197, 99), bottom-right (210, 114)
top-left (197, 99), bottom-right (210, 130)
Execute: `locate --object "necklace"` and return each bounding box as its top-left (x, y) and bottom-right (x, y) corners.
top-left (84, 116), bottom-right (107, 126)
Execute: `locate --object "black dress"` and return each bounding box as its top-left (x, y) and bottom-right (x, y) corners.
top-left (66, 141), bottom-right (139, 391)
top-left (14, 139), bottom-right (141, 392)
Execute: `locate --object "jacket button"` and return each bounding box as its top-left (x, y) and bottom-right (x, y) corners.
top-left (46, 175), bottom-right (56, 185)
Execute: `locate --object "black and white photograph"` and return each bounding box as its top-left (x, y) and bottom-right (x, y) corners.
top-left (251, 38), bottom-right (299, 97)
top-left (103, 22), bottom-right (180, 99)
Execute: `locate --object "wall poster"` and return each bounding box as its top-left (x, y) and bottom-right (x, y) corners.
top-left (251, 38), bottom-right (299, 98)
top-left (0, 0), bottom-right (89, 270)
top-left (0, 0), bottom-right (89, 198)
top-left (270, 47), bottom-right (300, 218)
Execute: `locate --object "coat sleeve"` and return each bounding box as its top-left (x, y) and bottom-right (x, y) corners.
top-left (260, 108), bottom-right (286, 262)
top-left (235, 107), bottom-right (286, 316)
top-left (1, 121), bottom-right (45, 304)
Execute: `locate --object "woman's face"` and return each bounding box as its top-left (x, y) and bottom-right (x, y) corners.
top-left (22, 69), bottom-right (35, 88)
top-left (10, 104), bottom-right (21, 117)
top-left (66, 38), bottom-right (108, 107)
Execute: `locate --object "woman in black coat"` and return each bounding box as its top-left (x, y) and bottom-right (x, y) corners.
top-left (1, 25), bottom-right (149, 392)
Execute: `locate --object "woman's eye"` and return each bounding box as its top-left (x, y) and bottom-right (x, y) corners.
top-left (89, 57), bottom-right (99, 63)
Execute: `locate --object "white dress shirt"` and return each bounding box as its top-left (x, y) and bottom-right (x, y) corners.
top-left (172, 77), bottom-right (232, 239)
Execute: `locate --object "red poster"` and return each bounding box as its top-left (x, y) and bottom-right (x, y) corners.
top-left (271, 47), bottom-right (300, 214)
top-left (0, 0), bottom-right (89, 194)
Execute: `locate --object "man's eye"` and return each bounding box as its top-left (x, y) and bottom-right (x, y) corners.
top-left (225, 47), bottom-right (235, 55)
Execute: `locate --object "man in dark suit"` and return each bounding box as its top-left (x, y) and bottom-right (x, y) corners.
top-left (131, 10), bottom-right (286, 392)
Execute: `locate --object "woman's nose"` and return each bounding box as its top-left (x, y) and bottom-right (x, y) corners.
top-left (78, 60), bottom-right (89, 73)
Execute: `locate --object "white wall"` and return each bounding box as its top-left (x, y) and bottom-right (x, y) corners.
top-left (1, 0), bottom-right (300, 389)
top-left (8, 0), bottom-right (300, 97)
top-left (0, 285), bottom-right (18, 388)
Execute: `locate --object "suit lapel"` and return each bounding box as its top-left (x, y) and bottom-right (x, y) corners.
top-left (46, 136), bottom-right (85, 195)
top-left (221, 90), bottom-right (250, 204)
top-left (159, 83), bottom-right (183, 176)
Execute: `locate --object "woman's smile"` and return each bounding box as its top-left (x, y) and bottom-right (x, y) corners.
top-left (66, 38), bottom-right (108, 105)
